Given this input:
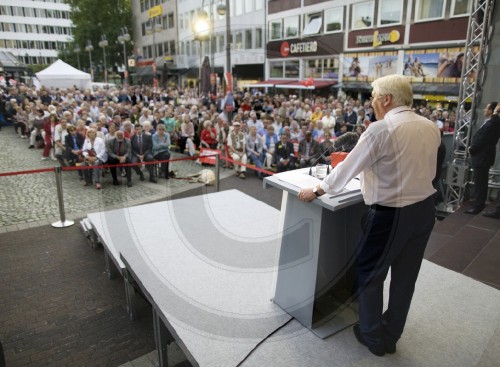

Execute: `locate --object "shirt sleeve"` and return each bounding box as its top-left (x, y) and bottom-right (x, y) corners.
top-left (320, 129), bottom-right (377, 195)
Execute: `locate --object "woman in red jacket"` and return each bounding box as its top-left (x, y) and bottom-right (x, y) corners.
top-left (42, 113), bottom-right (59, 160)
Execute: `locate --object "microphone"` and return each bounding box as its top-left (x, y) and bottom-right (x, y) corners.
top-left (333, 132), bottom-right (359, 152)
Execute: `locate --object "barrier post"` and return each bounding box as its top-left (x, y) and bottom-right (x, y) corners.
top-left (51, 166), bottom-right (75, 228)
top-left (215, 153), bottom-right (220, 192)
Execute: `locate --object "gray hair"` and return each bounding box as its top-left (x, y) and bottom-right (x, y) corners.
top-left (371, 75), bottom-right (413, 107)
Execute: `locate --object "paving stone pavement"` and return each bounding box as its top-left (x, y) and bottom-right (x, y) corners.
top-left (0, 128), bottom-right (233, 231)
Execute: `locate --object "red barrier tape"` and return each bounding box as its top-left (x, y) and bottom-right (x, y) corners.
top-left (0, 167), bottom-right (54, 177)
top-left (220, 155), bottom-right (275, 176)
top-left (0, 153), bottom-right (275, 177)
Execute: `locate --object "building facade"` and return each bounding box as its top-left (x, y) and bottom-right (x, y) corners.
top-left (0, 0), bottom-right (72, 66)
top-left (132, 0), bottom-right (267, 90)
top-left (266, 0), bottom-right (472, 101)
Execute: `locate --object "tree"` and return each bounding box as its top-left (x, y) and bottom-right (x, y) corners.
top-left (59, 0), bottom-right (132, 81)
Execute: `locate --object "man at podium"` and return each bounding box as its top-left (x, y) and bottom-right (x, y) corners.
top-left (298, 75), bottom-right (441, 356)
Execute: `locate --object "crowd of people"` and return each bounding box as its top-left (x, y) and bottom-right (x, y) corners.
top-left (0, 83), bottom-right (458, 187)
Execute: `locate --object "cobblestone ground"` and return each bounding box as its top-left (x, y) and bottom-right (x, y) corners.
top-left (0, 128), bottom-right (233, 231)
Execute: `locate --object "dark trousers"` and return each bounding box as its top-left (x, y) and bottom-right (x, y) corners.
top-left (108, 157), bottom-right (131, 182)
top-left (154, 151), bottom-right (170, 177)
top-left (356, 195), bottom-right (435, 350)
top-left (472, 166), bottom-right (490, 208)
top-left (132, 153), bottom-right (154, 177)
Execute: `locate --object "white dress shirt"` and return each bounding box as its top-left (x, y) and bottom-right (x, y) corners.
top-left (320, 106), bottom-right (441, 207)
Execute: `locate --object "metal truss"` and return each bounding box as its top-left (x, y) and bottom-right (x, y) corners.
top-left (443, 0), bottom-right (495, 212)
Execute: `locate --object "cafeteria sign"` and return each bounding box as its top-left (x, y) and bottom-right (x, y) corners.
top-left (356, 30), bottom-right (400, 48)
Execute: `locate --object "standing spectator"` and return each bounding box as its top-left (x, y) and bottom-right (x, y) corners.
top-left (466, 102), bottom-right (500, 214)
top-left (42, 113), bottom-right (58, 160)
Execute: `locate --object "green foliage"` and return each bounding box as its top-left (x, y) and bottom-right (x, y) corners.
top-left (30, 64), bottom-right (50, 73)
top-left (62, 0), bottom-right (132, 72)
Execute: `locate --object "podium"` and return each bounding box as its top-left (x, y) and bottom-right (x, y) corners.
top-left (264, 168), bottom-right (367, 338)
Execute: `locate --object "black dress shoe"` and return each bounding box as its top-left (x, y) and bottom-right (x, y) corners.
top-left (139, 173), bottom-right (145, 181)
top-left (483, 210), bottom-right (500, 219)
top-left (112, 180), bottom-right (120, 186)
top-left (385, 343), bottom-right (396, 354)
top-left (353, 324), bottom-right (385, 357)
top-left (465, 206), bottom-right (485, 215)
top-left (149, 177), bottom-right (157, 183)
top-left (127, 181), bottom-right (133, 187)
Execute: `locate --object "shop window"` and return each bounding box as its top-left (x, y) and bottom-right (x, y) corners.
top-left (352, 1), bottom-right (374, 30)
top-left (323, 57), bottom-right (339, 79)
top-left (284, 15), bottom-right (299, 38)
top-left (270, 20), bottom-right (282, 40)
top-left (379, 0), bottom-right (402, 25)
top-left (325, 7), bottom-right (343, 32)
top-left (285, 60), bottom-right (300, 78)
top-left (270, 61), bottom-right (284, 78)
top-left (452, 0), bottom-right (472, 16)
top-left (415, 0), bottom-right (445, 20)
top-left (304, 59), bottom-right (322, 78)
top-left (303, 13), bottom-right (322, 36)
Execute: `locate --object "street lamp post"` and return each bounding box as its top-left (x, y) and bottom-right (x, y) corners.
top-left (98, 35), bottom-right (109, 84)
top-left (217, 1), bottom-right (231, 91)
top-left (118, 27), bottom-right (131, 86)
top-left (146, 18), bottom-right (163, 87)
top-left (85, 40), bottom-right (94, 81)
top-left (74, 45), bottom-right (81, 70)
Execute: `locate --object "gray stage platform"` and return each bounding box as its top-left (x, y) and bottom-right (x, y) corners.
top-left (85, 189), bottom-right (500, 367)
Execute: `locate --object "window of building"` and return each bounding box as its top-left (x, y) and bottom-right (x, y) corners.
top-left (217, 34), bottom-right (224, 53)
top-left (323, 57), bottom-right (339, 79)
top-left (255, 28), bottom-right (262, 48)
top-left (324, 7), bottom-right (343, 32)
top-left (170, 40), bottom-right (176, 55)
top-left (379, 0), bottom-right (402, 25)
top-left (180, 42), bottom-right (185, 55)
top-left (255, 0), bottom-right (264, 11)
top-left (270, 61), bottom-right (284, 78)
top-left (168, 12), bottom-right (174, 28)
top-left (245, 0), bottom-right (253, 13)
top-left (235, 0), bottom-right (243, 16)
top-left (303, 13), bottom-right (322, 36)
top-left (235, 31), bottom-right (243, 49)
top-left (270, 20), bottom-right (282, 40)
top-left (452, 0), bottom-right (472, 16)
top-left (304, 59), bottom-right (322, 78)
top-left (245, 29), bottom-right (252, 49)
top-left (284, 15), bottom-right (299, 38)
top-left (352, 1), bottom-right (374, 29)
top-left (415, 0), bottom-right (445, 20)
top-left (285, 60), bottom-right (300, 78)
top-left (186, 40), bottom-right (190, 56)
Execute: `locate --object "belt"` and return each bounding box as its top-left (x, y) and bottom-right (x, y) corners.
top-left (370, 204), bottom-right (397, 211)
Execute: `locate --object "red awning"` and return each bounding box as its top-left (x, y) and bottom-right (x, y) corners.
top-left (244, 79), bottom-right (296, 88)
top-left (275, 80), bottom-right (337, 90)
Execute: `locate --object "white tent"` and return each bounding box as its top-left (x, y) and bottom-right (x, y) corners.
top-left (35, 59), bottom-right (91, 90)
